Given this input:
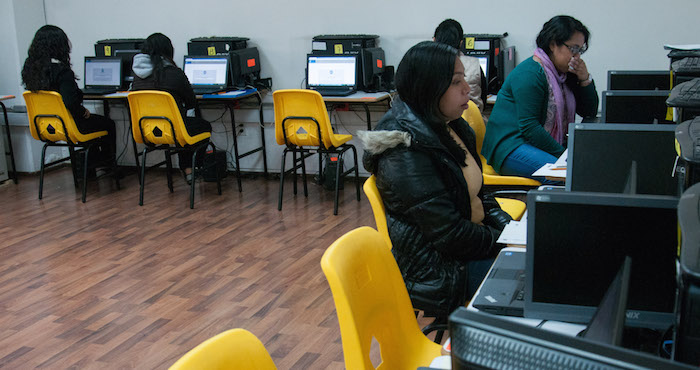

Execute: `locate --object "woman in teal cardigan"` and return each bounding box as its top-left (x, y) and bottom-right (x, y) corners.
top-left (482, 15), bottom-right (598, 183)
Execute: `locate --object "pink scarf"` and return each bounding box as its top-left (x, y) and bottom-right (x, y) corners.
top-left (533, 48), bottom-right (575, 144)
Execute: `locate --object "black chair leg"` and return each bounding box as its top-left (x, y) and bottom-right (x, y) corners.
top-left (139, 148), bottom-right (148, 206)
top-left (292, 149), bottom-right (298, 195)
top-left (68, 146), bottom-right (78, 187)
top-left (190, 148), bottom-right (201, 209)
top-left (38, 144), bottom-right (48, 200)
top-left (333, 153), bottom-right (343, 215)
top-left (212, 143), bottom-right (222, 196)
top-left (165, 149), bottom-right (174, 193)
top-left (81, 146), bottom-right (90, 203)
top-left (300, 149), bottom-right (308, 197)
top-left (278, 149), bottom-right (288, 211)
top-left (351, 146), bottom-right (360, 202)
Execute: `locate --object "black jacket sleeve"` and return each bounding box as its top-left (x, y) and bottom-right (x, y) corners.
top-left (377, 147), bottom-right (504, 262)
top-left (567, 75), bottom-right (599, 118)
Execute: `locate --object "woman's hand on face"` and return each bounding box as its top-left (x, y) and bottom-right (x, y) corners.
top-left (83, 108), bottom-right (91, 119)
top-left (568, 56), bottom-right (589, 82)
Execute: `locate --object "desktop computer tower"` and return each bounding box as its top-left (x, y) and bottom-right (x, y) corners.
top-left (188, 37), bottom-right (249, 56)
top-left (95, 38), bottom-right (144, 57)
top-left (674, 182), bottom-right (700, 366)
top-left (675, 116), bottom-right (700, 191)
top-left (461, 33), bottom-right (507, 95)
top-left (202, 150), bottom-right (227, 182)
top-left (311, 34), bottom-right (378, 55)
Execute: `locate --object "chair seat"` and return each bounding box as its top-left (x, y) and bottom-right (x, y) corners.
top-left (75, 130), bottom-right (109, 143)
top-left (329, 133), bottom-right (353, 148)
top-left (484, 173), bottom-right (542, 186)
top-left (495, 197), bottom-right (527, 221)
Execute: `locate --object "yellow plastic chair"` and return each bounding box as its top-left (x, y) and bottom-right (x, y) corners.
top-left (169, 328), bottom-right (276, 370)
top-left (127, 90), bottom-right (222, 209)
top-left (362, 175), bottom-right (392, 248)
top-left (463, 101), bottom-right (541, 187)
top-left (23, 90), bottom-right (120, 202)
top-left (273, 89), bottom-right (360, 215)
top-left (321, 227), bottom-right (443, 369)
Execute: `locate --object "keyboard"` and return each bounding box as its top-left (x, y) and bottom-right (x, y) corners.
top-left (312, 88), bottom-right (355, 97)
top-left (192, 87), bottom-right (226, 95)
top-left (673, 57), bottom-right (700, 74)
top-left (667, 78), bottom-right (700, 108)
top-left (82, 87), bottom-right (118, 95)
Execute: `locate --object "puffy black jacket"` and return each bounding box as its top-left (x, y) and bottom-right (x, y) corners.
top-left (361, 98), bottom-right (510, 314)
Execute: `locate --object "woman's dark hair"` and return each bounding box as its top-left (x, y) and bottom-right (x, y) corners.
top-left (141, 33), bottom-right (175, 84)
top-left (395, 41), bottom-right (466, 166)
top-left (434, 19), bottom-right (464, 50)
top-left (22, 25), bottom-right (73, 91)
top-left (536, 15), bottom-right (590, 57)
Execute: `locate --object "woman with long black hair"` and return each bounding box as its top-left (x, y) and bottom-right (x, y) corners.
top-left (360, 41), bottom-right (511, 314)
top-left (131, 33), bottom-right (212, 184)
top-left (22, 25), bottom-right (117, 171)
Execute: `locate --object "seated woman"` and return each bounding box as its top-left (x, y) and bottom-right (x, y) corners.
top-left (360, 41), bottom-right (511, 315)
top-left (22, 25), bottom-right (117, 174)
top-left (130, 33), bottom-right (212, 184)
top-left (482, 15), bottom-right (598, 183)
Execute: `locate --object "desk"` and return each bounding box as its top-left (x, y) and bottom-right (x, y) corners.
top-left (1, 95), bottom-right (17, 183)
top-left (322, 91), bottom-right (392, 130)
top-left (198, 89), bottom-right (268, 192)
top-left (84, 89), bottom-right (268, 192)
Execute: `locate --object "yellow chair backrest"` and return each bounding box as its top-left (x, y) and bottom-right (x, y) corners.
top-left (23, 90), bottom-right (105, 144)
top-left (169, 328), bottom-right (277, 370)
top-left (321, 227), bottom-right (442, 369)
top-left (273, 89), bottom-right (345, 149)
top-left (463, 101), bottom-right (541, 185)
top-left (363, 176), bottom-right (392, 249)
top-left (127, 90), bottom-right (209, 147)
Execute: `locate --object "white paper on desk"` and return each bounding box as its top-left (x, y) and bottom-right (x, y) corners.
top-left (532, 163), bottom-right (566, 178)
top-left (497, 220), bottom-right (526, 245)
top-left (554, 149), bottom-right (567, 167)
top-left (664, 44), bottom-right (700, 51)
top-left (429, 355), bottom-right (451, 369)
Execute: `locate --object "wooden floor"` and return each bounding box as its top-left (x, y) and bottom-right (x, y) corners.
top-left (0, 167), bottom-right (431, 369)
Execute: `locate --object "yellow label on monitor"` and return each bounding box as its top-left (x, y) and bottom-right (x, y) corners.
top-left (464, 37), bottom-right (475, 50)
top-left (207, 46), bottom-right (216, 56)
top-left (334, 44), bottom-right (343, 54)
top-left (104, 46), bottom-right (111, 56)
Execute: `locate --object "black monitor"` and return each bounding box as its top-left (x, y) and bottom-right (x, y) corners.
top-left (566, 123), bottom-right (679, 196)
top-left (360, 47), bottom-right (385, 91)
top-left (449, 308), bottom-right (694, 370)
top-left (607, 70), bottom-right (671, 90)
top-left (601, 90), bottom-right (674, 124)
top-left (229, 47), bottom-right (260, 88)
top-left (524, 190), bottom-right (678, 329)
top-left (113, 49), bottom-right (140, 89)
top-left (477, 55), bottom-right (489, 81)
top-left (580, 256), bottom-right (631, 346)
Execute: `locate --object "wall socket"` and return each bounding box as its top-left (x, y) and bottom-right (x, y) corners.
top-left (236, 123), bottom-right (246, 136)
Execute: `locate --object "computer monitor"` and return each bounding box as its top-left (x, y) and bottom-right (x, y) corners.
top-left (607, 70), bottom-right (671, 90)
top-left (84, 57), bottom-right (122, 88)
top-left (183, 55), bottom-right (229, 89)
top-left (566, 123), bottom-right (679, 196)
top-left (229, 47), bottom-right (260, 87)
top-left (113, 49), bottom-right (140, 88)
top-left (449, 308), bottom-right (694, 370)
top-left (306, 54), bottom-right (357, 89)
top-left (524, 190), bottom-right (678, 329)
top-left (360, 48), bottom-right (385, 91)
top-left (601, 90), bottom-right (674, 124)
top-left (477, 56), bottom-right (489, 81)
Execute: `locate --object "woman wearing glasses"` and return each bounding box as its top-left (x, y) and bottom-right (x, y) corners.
top-left (482, 15), bottom-right (598, 183)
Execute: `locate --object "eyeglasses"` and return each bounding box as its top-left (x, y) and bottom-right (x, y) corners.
top-left (563, 43), bottom-right (587, 55)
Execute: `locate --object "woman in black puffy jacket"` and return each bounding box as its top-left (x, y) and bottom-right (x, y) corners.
top-left (360, 41), bottom-right (511, 315)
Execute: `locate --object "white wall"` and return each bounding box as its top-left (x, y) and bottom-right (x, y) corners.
top-left (2, 0), bottom-right (700, 174)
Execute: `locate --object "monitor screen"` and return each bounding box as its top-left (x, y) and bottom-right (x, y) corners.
top-left (566, 123), bottom-right (678, 196)
top-left (307, 55), bottom-right (357, 87)
top-left (477, 56), bottom-right (488, 80)
top-left (84, 57), bottom-right (122, 87)
top-left (524, 190), bottom-right (678, 329)
top-left (602, 90), bottom-right (673, 124)
top-left (449, 308), bottom-right (693, 370)
top-left (607, 70), bottom-right (671, 91)
top-left (183, 56), bottom-right (229, 86)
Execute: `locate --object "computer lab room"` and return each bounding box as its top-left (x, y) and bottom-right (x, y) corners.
top-left (2, 0), bottom-right (700, 368)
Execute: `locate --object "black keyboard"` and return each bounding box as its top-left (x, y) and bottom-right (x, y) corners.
top-left (313, 88), bottom-right (355, 97)
top-left (667, 78), bottom-right (700, 108)
top-left (673, 57), bottom-right (700, 74)
top-left (192, 88), bottom-right (226, 95)
top-left (82, 87), bottom-right (118, 95)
